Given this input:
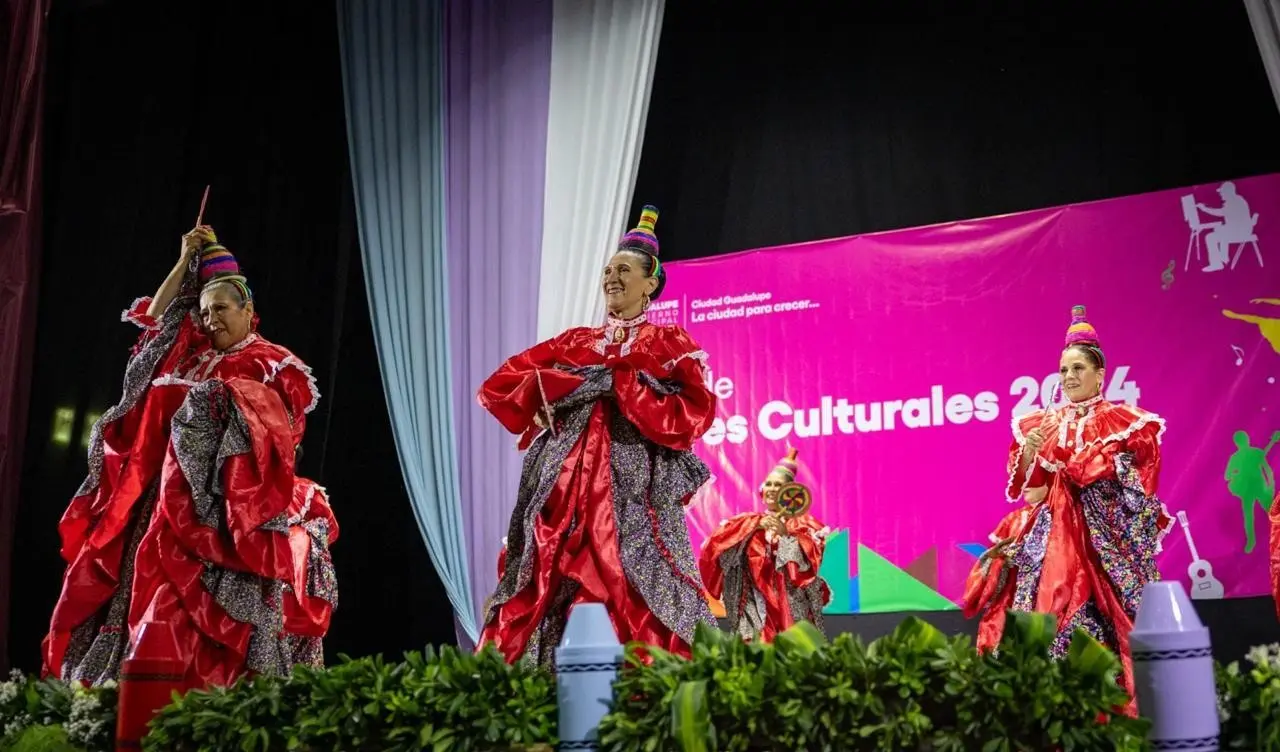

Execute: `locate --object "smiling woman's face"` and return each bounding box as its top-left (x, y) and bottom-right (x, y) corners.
top-left (199, 283), bottom-right (255, 351)
top-left (602, 251), bottom-right (658, 316)
top-left (1059, 346), bottom-right (1103, 403)
top-left (761, 474), bottom-right (787, 513)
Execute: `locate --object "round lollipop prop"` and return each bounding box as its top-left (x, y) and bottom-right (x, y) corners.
top-left (775, 482), bottom-right (812, 518)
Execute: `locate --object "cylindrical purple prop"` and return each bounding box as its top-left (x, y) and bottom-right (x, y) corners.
top-left (1130, 581), bottom-right (1219, 752)
top-left (556, 603), bottom-right (623, 751)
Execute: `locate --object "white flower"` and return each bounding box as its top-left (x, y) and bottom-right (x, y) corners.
top-left (1245, 642), bottom-right (1280, 671)
top-left (3, 712), bottom-right (32, 738)
top-left (65, 691), bottom-right (107, 745)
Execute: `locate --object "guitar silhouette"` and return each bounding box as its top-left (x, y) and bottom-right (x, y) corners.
top-left (1177, 511), bottom-right (1224, 599)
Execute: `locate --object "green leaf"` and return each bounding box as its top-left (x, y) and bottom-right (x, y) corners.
top-left (670, 679), bottom-right (712, 752)
top-left (1065, 630), bottom-right (1120, 678)
top-left (774, 620), bottom-right (828, 656)
top-left (890, 616), bottom-right (947, 651)
top-left (1004, 610), bottom-right (1058, 652)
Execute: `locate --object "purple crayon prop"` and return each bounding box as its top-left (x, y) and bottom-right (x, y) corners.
top-left (556, 603), bottom-right (623, 751)
top-left (1130, 581), bottom-right (1220, 751)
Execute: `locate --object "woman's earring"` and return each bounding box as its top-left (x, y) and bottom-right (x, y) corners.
top-left (642, 294), bottom-right (651, 311)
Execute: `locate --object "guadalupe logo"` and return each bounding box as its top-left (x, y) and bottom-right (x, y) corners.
top-left (648, 297), bottom-right (681, 327)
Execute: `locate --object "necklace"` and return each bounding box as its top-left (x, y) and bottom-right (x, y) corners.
top-left (599, 312), bottom-right (647, 354)
top-left (1070, 393), bottom-right (1104, 416)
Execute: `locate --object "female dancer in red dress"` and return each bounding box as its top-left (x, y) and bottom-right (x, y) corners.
top-left (698, 448), bottom-right (831, 642)
top-left (43, 227), bottom-right (338, 689)
top-left (1271, 489), bottom-right (1280, 619)
top-left (980, 305), bottom-right (1171, 711)
top-left (477, 206), bottom-right (717, 667)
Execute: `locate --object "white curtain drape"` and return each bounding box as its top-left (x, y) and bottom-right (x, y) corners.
top-left (1245, 0), bottom-right (1280, 114)
top-left (336, 0), bottom-right (479, 639)
top-left (536, 0), bottom-right (665, 341)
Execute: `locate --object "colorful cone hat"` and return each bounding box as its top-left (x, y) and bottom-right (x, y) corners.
top-left (617, 204), bottom-right (661, 258)
top-left (767, 447), bottom-right (799, 484)
top-left (1063, 304), bottom-right (1100, 348)
top-left (196, 227), bottom-right (252, 300)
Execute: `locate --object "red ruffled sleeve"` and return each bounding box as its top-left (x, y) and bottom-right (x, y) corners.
top-left (477, 331), bottom-right (586, 437)
top-left (265, 354), bottom-right (321, 445)
top-left (1005, 411), bottom-right (1053, 502)
top-left (121, 296), bottom-right (164, 354)
top-left (122, 296), bottom-right (159, 330)
top-left (1062, 407), bottom-right (1164, 494)
top-left (698, 513), bottom-right (764, 599)
top-left (1126, 422), bottom-right (1162, 497)
top-left (1063, 442), bottom-right (1122, 489)
top-left (611, 327), bottom-right (716, 451)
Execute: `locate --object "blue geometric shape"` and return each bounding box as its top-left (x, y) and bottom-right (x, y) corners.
top-left (848, 575), bottom-right (860, 613)
top-left (958, 543), bottom-right (987, 558)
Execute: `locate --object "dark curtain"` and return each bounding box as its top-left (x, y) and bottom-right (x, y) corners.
top-left (0, 0), bottom-right (51, 673)
top-left (633, 2), bottom-right (1280, 261)
top-left (630, 1), bottom-right (1280, 660)
top-left (6, 0), bottom-right (454, 674)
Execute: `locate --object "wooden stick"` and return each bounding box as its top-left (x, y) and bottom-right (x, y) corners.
top-left (194, 185), bottom-right (210, 227)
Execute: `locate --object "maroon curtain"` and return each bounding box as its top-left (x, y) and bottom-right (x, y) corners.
top-left (0, 0), bottom-right (50, 672)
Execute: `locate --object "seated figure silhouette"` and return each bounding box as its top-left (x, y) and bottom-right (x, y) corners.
top-left (1197, 181), bottom-right (1254, 271)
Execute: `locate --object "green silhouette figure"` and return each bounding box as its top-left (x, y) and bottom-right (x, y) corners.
top-left (1226, 429), bottom-right (1280, 553)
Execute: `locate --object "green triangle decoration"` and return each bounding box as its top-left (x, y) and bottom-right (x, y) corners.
top-left (819, 529), bottom-right (853, 614)
top-left (856, 543), bottom-right (958, 613)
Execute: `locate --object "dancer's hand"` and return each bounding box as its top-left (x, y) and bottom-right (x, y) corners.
top-left (1023, 485), bottom-right (1047, 505)
top-left (981, 536), bottom-right (1014, 562)
top-left (760, 515), bottom-right (787, 536)
top-left (180, 226), bottom-right (212, 261)
top-left (1021, 427), bottom-right (1046, 460)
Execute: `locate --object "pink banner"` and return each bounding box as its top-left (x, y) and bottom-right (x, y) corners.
top-left (659, 174), bottom-right (1280, 613)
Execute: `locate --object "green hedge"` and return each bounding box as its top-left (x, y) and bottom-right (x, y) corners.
top-left (143, 646), bottom-right (556, 752)
top-left (601, 613), bottom-right (1148, 751)
top-left (2, 619), bottom-right (1278, 751)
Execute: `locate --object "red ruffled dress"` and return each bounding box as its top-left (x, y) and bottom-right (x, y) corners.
top-left (962, 505), bottom-right (1037, 652)
top-left (43, 276), bottom-right (339, 690)
top-left (968, 395), bottom-right (1172, 713)
top-left (477, 312), bottom-right (718, 666)
top-left (698, 512), bottom-right (831, 642)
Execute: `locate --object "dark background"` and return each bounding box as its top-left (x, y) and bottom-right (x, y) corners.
top-left (8, 0), bottom-right (1279, 672)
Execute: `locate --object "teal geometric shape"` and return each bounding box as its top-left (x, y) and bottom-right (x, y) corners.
top-left (820, 529), bottom-right (854, 614)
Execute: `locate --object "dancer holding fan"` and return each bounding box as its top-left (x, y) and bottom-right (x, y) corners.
top-left (977, 305), bottom-right (1172, 713)
top-left (42, 222), bottom-right (338, 689)
top-left (699, 448), bottom-right (832, 642)
top-left (476, 206), bottom-right (718, 667)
